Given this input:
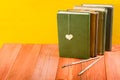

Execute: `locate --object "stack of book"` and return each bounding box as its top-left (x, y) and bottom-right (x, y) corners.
top-left (57, 4), bottom-right (113, 59)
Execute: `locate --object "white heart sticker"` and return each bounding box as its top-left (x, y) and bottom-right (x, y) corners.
top-left (65, 34), bottom-right (73, 40)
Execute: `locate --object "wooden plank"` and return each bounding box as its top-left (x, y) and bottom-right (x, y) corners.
top-left (31, 44), bottom-right (59, 80)
top-left (67, 59), bottom-right (82, 80)
top-left (81, 56), bottom-right (106, 80)
top-left (44, 45), bottom-right (59, 80)
top-left (6, 44), bottom-right (41, 80)
top-left (0, 44), bottom-right (22, 80)
top-left (56, 56), bottom-right (106, 80)
top-left (80, 58), bottom-right (95, 80)
top-left (2, 44), bottom-right (118, 80)
top-left (105, 45), bottom-right (120, 80)
top-left (56, 58), bottom-right (82, 80)
top-left (56, 58), bottom-right (69, 79)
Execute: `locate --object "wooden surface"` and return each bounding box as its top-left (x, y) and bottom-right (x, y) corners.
top-left (105, 45), bottom-right (120, 80)
top-left (0, 44), bottom-right (120, 80)
top-left (0, 44), bottom-right (59, 80)
top-left (0, 44), bottom-right (22, 80)
top-left (56, 56), bottom-right (106, 80)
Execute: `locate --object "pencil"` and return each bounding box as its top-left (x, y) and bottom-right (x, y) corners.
top-left (78, 56), bottom-right (103, 76)
top-left (62, 56), bottom-right (100, 68)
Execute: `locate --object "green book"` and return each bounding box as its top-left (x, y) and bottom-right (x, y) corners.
top-left (74, 6), bottom-right (107, 55)
top-left (67, 9), bottom-right (99, 57)
top-left (57, 11), bottom-right (91, 59)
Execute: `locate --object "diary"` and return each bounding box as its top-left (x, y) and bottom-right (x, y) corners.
top-left (67, 9), bottom-right (99, 57)
top-left (57, 11), bottom-right (91, 58)
top-left (74, 6), bottom-right (107, 54)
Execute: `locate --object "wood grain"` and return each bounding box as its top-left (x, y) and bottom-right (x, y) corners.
top-left (56, 58), bottom-right (82, 80)
top-left (105, 45), bottom-right (120, 80)
top-left (56, 57), bottom-right (106, 80)
top-left (6, 44), bottom-right (41, 80)
top-left (81, 56), bottom-right (106, 80)
top-left (0, 44), bottom-right (120, 80)
top-left (0, 44), bottom-right (22, 80)
top-left (0, 44), bottom-right (59, 80)
top-left (32, 44), bottom-right (59, 80)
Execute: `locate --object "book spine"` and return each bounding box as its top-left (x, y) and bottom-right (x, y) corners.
top-left (105, 8), bottom-right (113, 51)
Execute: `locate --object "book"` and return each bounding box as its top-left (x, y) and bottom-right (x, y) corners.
top-left (74, 6), bottom-right (107, 54)
top-left (82, 4), bottom-right (113, 51)
top-left (57, 11), bottom-right (91, 59)
top-left (67, 9), bottom-right (99, 57)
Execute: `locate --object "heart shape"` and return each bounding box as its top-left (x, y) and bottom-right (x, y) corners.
top-left (65, 34), bottom-right (73, 40)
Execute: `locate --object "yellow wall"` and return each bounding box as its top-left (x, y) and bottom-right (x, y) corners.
top-left (0, 0), bottom-right (120, 47)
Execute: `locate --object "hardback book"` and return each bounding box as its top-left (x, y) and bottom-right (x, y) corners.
top-left (57, 11), bottom-right (91, 59)
top-left (82, 4), bottom-right (113, 51)
top-left (74, 6), bottom-right (107, 55)
top-left (67, 9), bottom-right (99, 57)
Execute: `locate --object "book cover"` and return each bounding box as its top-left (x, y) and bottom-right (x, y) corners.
top-left (82, 4), bottom-right (113, 51)
top-left (67, 9), bottom-right (99, 57)
top-left (74, 6), bottom-right (107, 54)
top-left (57, 11), bottom-right (91, 59)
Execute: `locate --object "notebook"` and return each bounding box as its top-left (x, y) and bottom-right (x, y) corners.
top-left (57, 11), bottom-right (91, 58)
top-left (67, 9), bottom-right (99, 57)
top-left (82, 4), bottom-right (113, 51)
top-left (74, 6), bottom-right (107, 55)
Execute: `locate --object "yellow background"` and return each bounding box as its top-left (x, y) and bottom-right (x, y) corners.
top-left (0, 0), bottom-right (120, 47)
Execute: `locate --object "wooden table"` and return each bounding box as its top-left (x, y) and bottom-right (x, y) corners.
top-left (0, 44), bottom-right (120, 80)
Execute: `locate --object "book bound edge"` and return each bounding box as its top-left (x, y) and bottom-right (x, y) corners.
top-left (58, 11), bottom-right (90, 15)
top-left (82, 4), bottom-right (113, 7)
top-left (74, 6), bottom-right (106, 11)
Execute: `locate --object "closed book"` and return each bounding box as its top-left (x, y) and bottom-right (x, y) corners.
top-left (57, 11), bottom-right (91, 59)
top-left (82, 4), bottom-right (113, 51)
top-left (67, 9), bottom-right (99, 57)
top-left (74, 6), bottom-right (107, 55)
